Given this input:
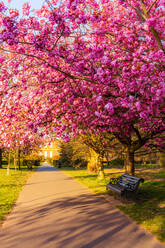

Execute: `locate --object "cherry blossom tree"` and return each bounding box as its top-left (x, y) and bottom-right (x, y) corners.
top-left (78, 133), bottom-right (121, 177)
top-left (0, 95), bottom-right (46, 170)
top-left (0, 0), bottom-right (164, 175)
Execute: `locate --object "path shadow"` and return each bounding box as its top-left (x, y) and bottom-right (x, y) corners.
top-left (37, 166), bottom-right (58, 172)
top-left (0, 194), bottom-right (164, 248)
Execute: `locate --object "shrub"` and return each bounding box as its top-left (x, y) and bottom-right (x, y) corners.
top-left (108, 158), bottom-right (124, 167)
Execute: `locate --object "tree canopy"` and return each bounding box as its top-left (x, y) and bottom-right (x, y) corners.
top-left (0, 0), bottom-right (164, 174)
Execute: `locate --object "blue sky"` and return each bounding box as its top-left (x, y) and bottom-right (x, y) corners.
top-left (3, 0), bottom-right (44, 12)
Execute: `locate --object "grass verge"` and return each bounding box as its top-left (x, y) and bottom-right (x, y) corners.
top-left (61, 167), bottom-right (124, 194)
top-left (60, 167), bottom-right (165, 243)
top-left (0, 165), bottom-right (35, 223)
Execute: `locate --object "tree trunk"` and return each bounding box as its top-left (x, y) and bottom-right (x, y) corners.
top-left (18, 149), bottom-right (21, 170)
top-left (87, 148), bottom-right (99, 173)
top-left (14, 152), bottom-right (17, 170)
top-left (0, 149), bottom-right (2, 168)
top-left (7, 152), bottom-right (11, 175)
top-left (97, 155), bottom-right (105, 179)
top-left (98, 163), bottom-right (105, 179)
top-left (125, 148), bottom-right (135, 176)
top-left (158, 152), bottom-right (165, 169)
top-left (124, 154), bottom-right (128, 174)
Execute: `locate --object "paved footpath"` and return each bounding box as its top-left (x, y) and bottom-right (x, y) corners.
top-left (0, 163), bottom-right (164, 248)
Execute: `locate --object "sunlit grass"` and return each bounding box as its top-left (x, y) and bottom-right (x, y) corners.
top-left (0, 165), bottom-right (35, 222)
top-left (61, 167), bottom-right (123, 194)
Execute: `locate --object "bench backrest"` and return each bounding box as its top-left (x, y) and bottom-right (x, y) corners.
top-left (119, 174), bottom-right (144, 191)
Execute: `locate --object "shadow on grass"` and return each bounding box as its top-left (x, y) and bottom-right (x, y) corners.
top-left (60, 167), bottom-right (86, 171)
top-left (0, 184), bottom-right (23, 189)
top-left (119, 180), bottom-right (165, 242)
top-left (136, 170), bottom-right (165, 178)
top-left (71, 174), bottom-right (98, 179)
top-left (0, 167), bottom-right (38, 172)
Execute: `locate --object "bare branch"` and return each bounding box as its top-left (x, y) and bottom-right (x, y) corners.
top-left (131, 125), bottom-right (142, 143)
top-left (140, 0), bottom-right (165, 53)
top-left (147, 0), bottom-right (159, 14)
top-left (0, 47), bottom-right (99, 83)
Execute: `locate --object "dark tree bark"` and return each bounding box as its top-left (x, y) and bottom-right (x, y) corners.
top-left (0, 149), bottom-right (2, 168)
top-left (18, 149), bottom-right (21, 170)
top-left (125, 148), bottom-right (135, 176)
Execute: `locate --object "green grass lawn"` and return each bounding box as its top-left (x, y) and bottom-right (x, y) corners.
top-left (0, 165), bottom-right (35, 223)
top-left (61, 167), bottom-right (165, 243)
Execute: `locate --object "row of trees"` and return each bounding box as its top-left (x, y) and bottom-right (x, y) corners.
top-left (0, 142), bottom-right (44, 173)
top-left (59, 134), bottom-right (165, 177)
top-left (0, 0), bottom-right (164, 175)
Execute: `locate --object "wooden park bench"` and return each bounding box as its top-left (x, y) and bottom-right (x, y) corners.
top-left (106, 174), bottom-right (144, 197)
